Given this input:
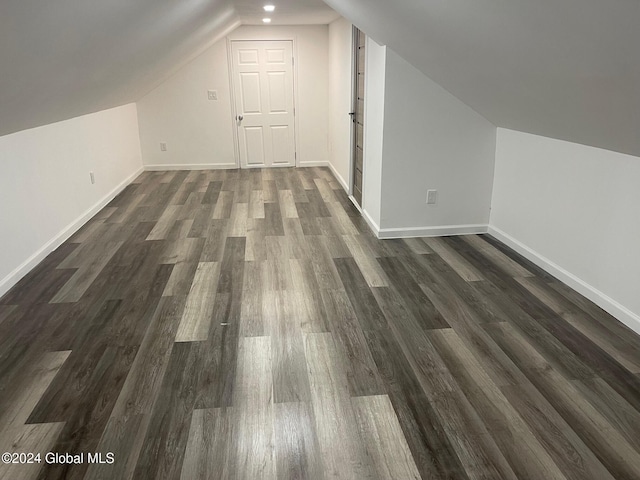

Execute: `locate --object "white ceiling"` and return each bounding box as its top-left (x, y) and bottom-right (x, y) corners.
top-left (324, 0), bottom-right (640, 157)
top-left (235, 0), bottom-right (339, 25)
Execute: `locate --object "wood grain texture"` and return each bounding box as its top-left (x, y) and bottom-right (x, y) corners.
top-left (180, 408), bottom-right (233, 480)
top-left (50, 241), bottom-right (123, 303)
top-left (342, 234), bottom-right (389, 287)
top-left (501, 382), bottom-right (616, 480)
top-left (463, 235), bottom-right (534, 278)
top-left (304, 332), bottom-right (375, 479)
top-left (273, 401), bottom-right (323, 479)
top-left (266, 291), bottom-right (311, 404)
top-left (428, 328), bottom-right (567, 480)
top-left (352, 394), bottom-right (421, 479)
top-left (0, 422), bottom-right (64, 480)
top-left (0, 350), bottom-right (70, 430)
top-left (321, 289), bottom-right (386, 397)
top-left (84, 414), bottom-right (150, 480)
top-left (111, 296), bottom-right (185, 418)
top-left (233, 336), bottom-right (275, 480)
top-left (175, 262), bottom-right (219, 342)
top-left (423, 236), bottom-right (484, 281)
top-left (1, 166), bottom-right (639, 480)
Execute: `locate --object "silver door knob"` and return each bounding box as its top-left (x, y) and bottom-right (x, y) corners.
top-left (237, 115), bottom-right (244, 122)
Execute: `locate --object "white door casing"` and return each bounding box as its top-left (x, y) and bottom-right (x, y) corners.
top-left (231, 40), bottom-right (296, 168)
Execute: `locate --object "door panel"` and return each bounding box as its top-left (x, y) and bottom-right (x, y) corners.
top-left (244, 126), bottom-right (266, 166)
top-left (356, 123), bottom-right (364, 147)
top-left (240, 73), bottom-right (262, 113)
top-left (267, 72), bottom-right (288, 113)
top-left (270, 126), bottom-right (291, 165)
top-left (357, 73), bottom-right (365, 96)
top-left (356, 98), bottom-right (364, 118)
top-left (356, 146), bottom-right (363, 173)
top-left (266, 48), bottom-right (285, 63)
top-left (352, 28), bottom-right (366, 207)
top-left (232, 40), bottom-right (296, 168)
top-left (238, 49), bottom-right (259, 65)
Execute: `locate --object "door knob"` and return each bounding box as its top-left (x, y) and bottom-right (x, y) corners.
top-left (237, 115), bottom-right (244, 122)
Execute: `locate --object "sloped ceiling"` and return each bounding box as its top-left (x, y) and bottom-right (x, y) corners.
top-left (0, 0), bottom-right (335, 138)
top-left (0, 0), bottom-right (240, 137)
top-left (4, 0), bottom-right (637, 157)
top-left (235, 0), bottom-right (339, 25)
top-left (324, 0), bottom-right (640, 157)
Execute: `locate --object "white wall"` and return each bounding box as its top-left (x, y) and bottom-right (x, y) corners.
top-left (377, 48), bottom-right (496, 236)
top-left (137, 24), bottom-right (330, 169)
top-left (361, 38), bottom-right (386, 229)
top-left (490, 128), bottom-right (640, 333)
top-left (327, 17), bottom-right (353, 191)
top-left (0, 104), bottom-right (143, 297)
top-left (137, 40), bottom-right (236, 169)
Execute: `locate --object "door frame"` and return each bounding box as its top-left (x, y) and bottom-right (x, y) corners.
top-left (227, 37), bottom-right (300, 169)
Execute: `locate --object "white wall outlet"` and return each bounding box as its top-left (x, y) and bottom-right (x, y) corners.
top-left (89, 172), bottom-right (95, 184)
top-left (207, 90), bottom-right (218, 101)
top-left (426, 189), bottom-right (438, 205)
top-left (160, 142), bottom-right (167, 152)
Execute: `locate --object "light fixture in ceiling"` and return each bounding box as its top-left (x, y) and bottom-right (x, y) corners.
top-left (263, 5), bottom-right (275, 12)
top-left (262, 18), bottom-right (271, 23)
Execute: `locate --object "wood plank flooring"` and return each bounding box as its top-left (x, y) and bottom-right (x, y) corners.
top-left (1, 166), bottom-right (640, 479)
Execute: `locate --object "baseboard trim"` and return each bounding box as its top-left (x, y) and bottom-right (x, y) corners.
top-left (327, 162), bottom-right (349, 192)
top-left (144, 163), bottom-right (238, 171)
top-left (347, 195), bottom-right (363, 214)
top-left (144, 162), bottom-right (331, 171)
top-left (358, 214), bottom-right (487, 240)
top-left (361, 210), bottom-right (381, 236)
top-left (297, 161), bottom-right (329, 168)
top-left (377, 224), bottom-right (488, 239)
top-left (0, 166), bottom-right (144, 299)
top-left (488, 225), bottom-right (640, 335)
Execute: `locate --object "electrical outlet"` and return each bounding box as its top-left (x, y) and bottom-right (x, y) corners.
top-left (90, 172), bottom-right (95, 184)
top-left (207, 90), bottom-right (218, 101)
top-left (426, 189), bottom-right (438, 205)
top-left (160, 142), bottom-right (167, 152)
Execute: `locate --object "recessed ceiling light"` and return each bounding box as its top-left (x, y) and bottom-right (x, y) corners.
top-left (263, 5), bottom-right (275, 12)
top-left (262, 18), bottom-right (271, 23)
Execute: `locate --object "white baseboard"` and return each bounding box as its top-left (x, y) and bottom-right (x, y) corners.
top-left (0, 166), bottom-right (144, 299)
top-left (359, 212), bottom-right (487, 240)
top-left (327, 162), bottom-right (349, 192)
top-left (377, 224), bottom-right (488, 239)
top-left (297, 161), bottom-right (329, 168)
top-left (362, 209), bottom-right (381, 236)
top-left (347, 195), bottom-right (363, 214)
top-left (144, 163), bottom-right (238, 171)
top-left (488, 225), bottom-right (640, 336)
top-left (145, 162), bottom-right (331, 171)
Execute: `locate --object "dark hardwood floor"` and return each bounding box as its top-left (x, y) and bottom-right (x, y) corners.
top-left (1, 166), bottom-right (640, 479)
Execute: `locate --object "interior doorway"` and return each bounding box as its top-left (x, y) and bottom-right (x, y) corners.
top-left (350, 27), bottom-right (366, 206)
top-left (230, 40), bottom-right (296, 168)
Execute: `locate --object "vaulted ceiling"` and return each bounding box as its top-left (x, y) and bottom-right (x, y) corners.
top-left (325, 0), bottom-right (640, 157)
top-left (2, 0), bottom-right (639, 158)
top-left (0, 0), bottom-right (335, 137)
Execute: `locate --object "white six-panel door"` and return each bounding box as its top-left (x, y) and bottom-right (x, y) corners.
top-left (231, 40), bottom-right (296, 168)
